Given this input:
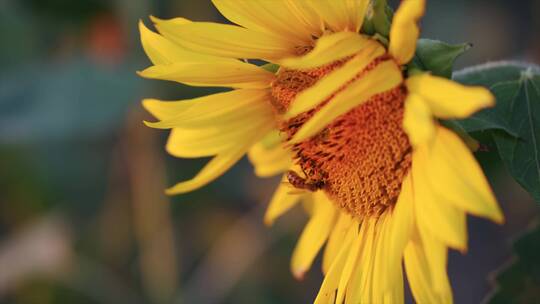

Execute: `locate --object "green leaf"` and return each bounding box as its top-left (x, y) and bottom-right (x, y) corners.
top-left (486, 222), bottom-right (540, 303)
top-left (372, 0), bottom-right (391, 37)
top-left (411, 39), bottom-right (471, 78)
top-left (452, 61), bottom-right (540, 203)
top-left (441, 120), bottom-right (480, 151)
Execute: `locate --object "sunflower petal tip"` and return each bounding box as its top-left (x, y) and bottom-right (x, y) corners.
top-left (292, 268), bottom-right (306, 281)
top-left (142, 120), bottom-right (157, 128)
top-left (165, 184), bottom-right (187, 196)
top-left (492, 211), bottom-right (505, 225)
top-left (141, 98), bottom-right (153, 108)
top-left (149, 15), bottom-right (162, 24)
top-left (263, 215), bottom-right (275, 227)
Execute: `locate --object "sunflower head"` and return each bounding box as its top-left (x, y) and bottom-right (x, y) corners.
top-left (273, 56), bottom-right (411, 218)
top-left (138, 0), bottom-right (504, 303)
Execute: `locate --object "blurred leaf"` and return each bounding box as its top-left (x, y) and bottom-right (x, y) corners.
top-left (411, 39), bottom-right (471, 78)
top-left (487, 222), bottom-right (540, 303)
top-left (452, 62), bottom-right (540, 203)
top-left (441, 120), bottom-right (479, 151)
top-left (372, 0), bottom-right (391, 37)
top-left (20, 0), bottom-right (109, 24)
top-left (0, 57), bottom-right (143, 143)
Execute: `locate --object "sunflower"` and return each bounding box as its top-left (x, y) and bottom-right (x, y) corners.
top-left (138, 0), bottom-right (504, 302)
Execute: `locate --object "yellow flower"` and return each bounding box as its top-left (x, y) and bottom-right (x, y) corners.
top-left (138, 0), bottom-right (504, 303)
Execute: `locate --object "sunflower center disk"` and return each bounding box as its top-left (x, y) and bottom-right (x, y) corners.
top-left (270, 58), bottom-right (412, 218)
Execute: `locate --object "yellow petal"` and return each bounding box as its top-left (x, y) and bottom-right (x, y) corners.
top-left (283, 0), bottom-right (324, 35)
top-left (139, 20), bottom-right (221, 65)
top-left (403, 93), bottom-right (436, 147)
top-left (284, 41), bottom-right (386, 119)
top-left (335, 219), bottom-right (368, 304)
top-left (416, 226), bottom-right (454, 300)
top-left (152, 17), bottom-right (295, 60)
top-left (279, 31), bottom-right (373, 70)
top-left (372, 213), bottom-right (402, 302)
top-left (144, 90), bottom-right (272, 129)
top-left (211, 0), bottom-right (320, 44)
top-left (165, 115), bottom-right (274, 158)
top-left (322, 212), bottom-right (353, 274)
top-left (314, 224), bottom-right (356, 304)
top-left (142, 98), bottom-right (195, 121)
top-left (143, 89), bottom-right (270, 124)
top-left (264, 178), bottom-right (303, 226)
top-left (291, 193), bottom-right (337, 279)
top-left (384, 263), bottom-right (405, 304)
top-left (412, 148), bottom-right (468, 250)
top-left (406, 74), bottom-right (495, 119)
top-left (247, 139), bottom-right (292, 177)
top-left (166, 142), bottom-right (251, 195)
top-left (290, 60), bottom-right (402, 143)
top-left (388, 0), bottom-right (426, 64)
top-left (386, 271), bottom-right (405, 304)
top-left (166, 128), bottom-right (234, 158)
top-left (345, 218), bottom-right (378, 303)
top-left (404, 236), bottom-right (452, 304)
top-left (404, 243), bottom-right (435, 303)
top-left (308, 0), bottom-right (369, 32)
top-left (423, 127), bottom-right (504, 223)
top-left (138, 61), bottom-right (274, 89)
top-left (382, 174), bottom-right (414, 292)
top-left (150, 15), bottom-right (191, 26)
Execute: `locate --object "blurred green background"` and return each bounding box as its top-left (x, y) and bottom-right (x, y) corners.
top-left (0, 0), bottom-right (539, 303)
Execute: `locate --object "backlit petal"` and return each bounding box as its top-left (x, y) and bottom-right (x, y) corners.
top-left (279, 32), bottom-right (373, 70)
top-left (138, 61), bottom-right (274, 89)
top-left (166, 142), bottom-right (252, 195)
top-left (314, 224), bottom-right (357, 304)
top-left (142, 98), bottom-right (196, 121)
top-left (139, 20), bottom-right (221, 65)
top-left (335, 219), bottom-right (369, 304)
top-left (406, 74), bottom-right (495, 119)
top-left (308, 0), bottom-right (369, 32)
top-left (152, 17), bottom-right (295, 60)
top-left (143, 89), bottom-right (270, 124)
top-left (144, 90), bottom-right (272, 129)
top-left (412, 148), bottom-right (468, 250)
top-left (423, 127), bottom-right (504, 222)
top-left (389, 0), bottom-right (426, 64)
top-left (322, 212), bottom-right (353, 274)
top-left (165, 115), bottom-right (274, 158)
top-left (264, 178), bottom-right (304, 226)
top-left (416, 227), bottom-right (453, 300)
top-left (404, 235), bottom-right (452, 304)
top-left (211, 0), bottom-right (320, 44)
top-left (383, 174), bottom-right (414, 291)
top-left (284, 41), bottom-right (386, 119)
top-left (372, 213), bottom-right (403, 302)
top-left (403, 93), bottom-right (436, 147)
top-left (283, 0), bottom-right (324, 35)
top-left (345, 218), bottom-right (378, 303)
top-left (291, 193), bottom-right (337, 279)
top-left (290, 60), bottom-right (402, 143)
top-left (166, 128), bottom-right (234, 158)
top-left (248, 137), bottom-right (292, 177)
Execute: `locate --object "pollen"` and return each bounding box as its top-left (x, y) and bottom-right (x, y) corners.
top-left (270, 58), bottom-right (412, 218)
